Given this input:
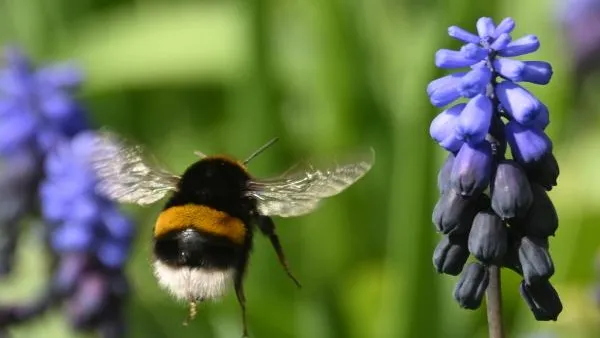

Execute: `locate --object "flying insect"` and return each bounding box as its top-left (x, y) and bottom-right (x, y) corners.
top-left (88, 131), bottom-right (374, 337)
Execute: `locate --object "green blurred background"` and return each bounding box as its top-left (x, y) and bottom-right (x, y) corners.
top-left (0, 0), bottom-right (599, 337)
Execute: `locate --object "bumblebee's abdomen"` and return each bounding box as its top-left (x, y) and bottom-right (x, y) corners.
top-left (154, 204), bottom-right (247, 244)
top-left (153, 228), bottom-right (241, 268)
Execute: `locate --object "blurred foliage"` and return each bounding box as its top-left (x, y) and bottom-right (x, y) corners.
top-left (0, 0), bottom-right (599, 337)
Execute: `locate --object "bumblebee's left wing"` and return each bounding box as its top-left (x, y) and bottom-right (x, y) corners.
top-left (88, 131), bottom-right (180, 205)
top-left (245, 149), bottom-right (374, 217)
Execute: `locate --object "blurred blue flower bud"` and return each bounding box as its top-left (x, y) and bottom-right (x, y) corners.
top-left (41, 132), bottom-right (134, 268)
top-left (0, 151), bottom-right (40, 276)
top-left (66, 272), bottom-right (110, 330)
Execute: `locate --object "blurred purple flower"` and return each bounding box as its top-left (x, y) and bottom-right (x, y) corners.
top-left (0, 151), bottom-right (41, 276)
top-left (41, 131), bottom-right (134, 268)
top-left (0, 47), bottom-right (89, 155)
top-left (0, 47), bottom-right (134, 338)
top-left (426, 18), bottom-right (562, 320)
top-left (555, 0), bottom-right (600, 90)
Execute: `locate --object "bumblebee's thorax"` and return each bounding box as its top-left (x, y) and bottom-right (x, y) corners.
top-left (165, 156), bottom-right (255, 219)
top-left (152, 157), bottom-right (256, 272)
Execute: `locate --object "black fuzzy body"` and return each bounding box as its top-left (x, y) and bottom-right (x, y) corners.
top-left (153, 157), bottom-right (256, 272)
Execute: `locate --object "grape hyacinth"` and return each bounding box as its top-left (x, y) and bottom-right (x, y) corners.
top-left (0, 48), bottom-right (134, 337)
top-left (428, 17), bottom-right (563, 321)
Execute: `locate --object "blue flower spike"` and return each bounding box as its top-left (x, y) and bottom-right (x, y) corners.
top-left (426, 17), bottom-right (562, 321)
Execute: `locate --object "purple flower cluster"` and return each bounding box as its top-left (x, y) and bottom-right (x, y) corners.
top-left (428, 17), bottom-right (562, 320)
top-left (0, 48), bottom-right (88, 156)
top-left (556, 0), bottom-right (600, 83)
top-left (0, 48), bottom-right (134, 337)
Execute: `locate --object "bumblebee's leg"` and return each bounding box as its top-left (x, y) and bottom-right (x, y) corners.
top-left (255, 216), bottom-right (301, 288)
top-left (234, 273), bottom-right (249, 337)
top-left (182, 297), bottom-right (204, 326)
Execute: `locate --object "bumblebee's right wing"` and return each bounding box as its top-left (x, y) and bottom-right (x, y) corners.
top-left (88, 131), bottom-right (180, 205)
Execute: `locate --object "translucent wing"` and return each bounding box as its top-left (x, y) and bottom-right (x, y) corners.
top-left (88, 131), bottom-right (180, 205)
top-left (246, 148), bottom-right (375, 217)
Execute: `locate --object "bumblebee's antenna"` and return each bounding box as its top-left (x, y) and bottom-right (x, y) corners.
top-left (243, 137), bottom-right (279, 165)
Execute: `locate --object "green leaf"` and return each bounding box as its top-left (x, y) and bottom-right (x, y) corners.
top-left (51, 2), bottom-right (251, 93)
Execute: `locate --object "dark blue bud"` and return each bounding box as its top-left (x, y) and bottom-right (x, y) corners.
top-left (518, 235), bottom-right (554, 284)
top-left (501, 231), bottom-right (522, 275)
top-left (519, 280), bottom-right (563, 321)
top-left (524, 152), bottom-right (559, 191)
top-left (505, 121), bottom-right (552, 164)
top-left (433, 234), bottom-right (469, 275)
top-left (52, 254), bottom-right (89, 296)
top-left (511, 184), bottom-right (558, 237)
top-left (437, 152), bottom-right (455, 195)
top-left (432, 189), bottom-right (479, 235)
top-left (491, 160), bottom-right (533, 219)
top-left (98, 314), bottom-right (126, 338)
top-left (451, 141), bottom-right (493, 197)
top-left (67, 272), bottom-right (110, 330)
top-left (454, 262), bottom-right (489, 309)
top-left (468, 209), bottom-right (507, 264)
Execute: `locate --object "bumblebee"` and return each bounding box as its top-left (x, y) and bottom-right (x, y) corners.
top-left (88, 131), bottom-right (374, 337)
